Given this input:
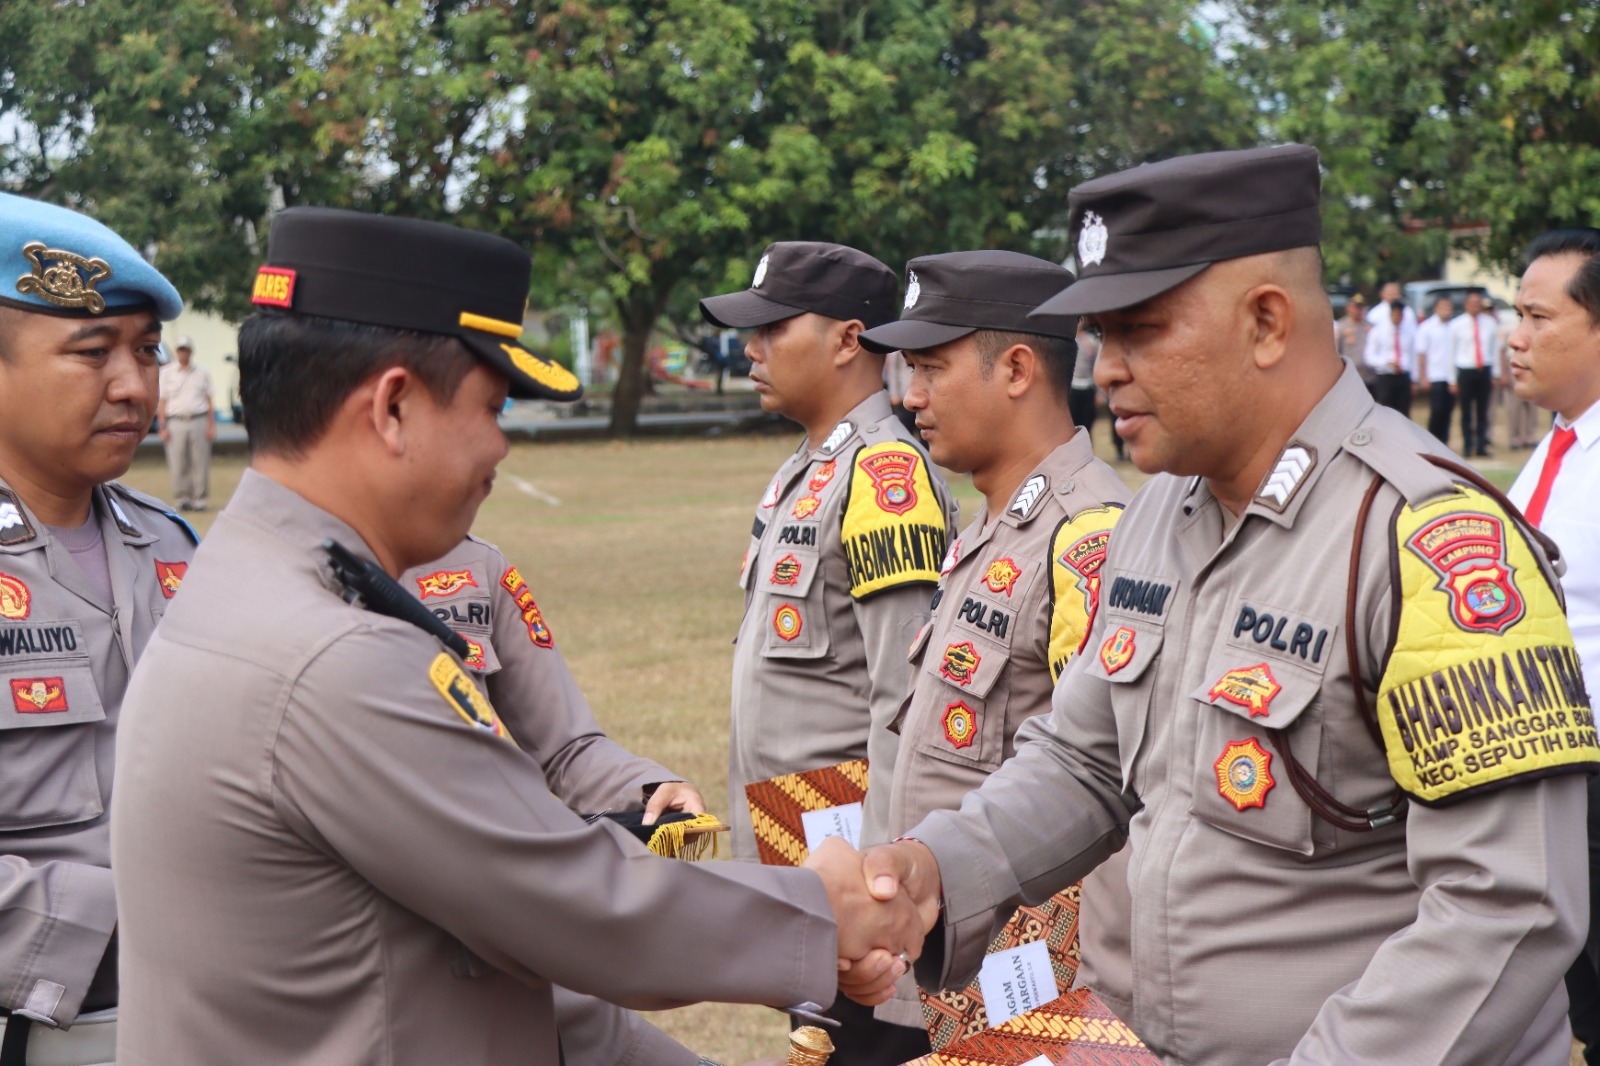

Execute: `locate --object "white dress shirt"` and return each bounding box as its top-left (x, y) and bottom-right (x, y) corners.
top-left (1367, 300), bottom-right (1418, 329)
top-left (1448, 311), bottom-right (1501, 372)
top-left (1509, 400), bottom-right (1600, 693)
top-left (1363, 314), bottom-right (1416, 375)
top-left (1414, 315), bottom-right (1456, 384)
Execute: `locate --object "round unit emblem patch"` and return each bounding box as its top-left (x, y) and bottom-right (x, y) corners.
top-left (1099, 626), bottom-right (1135, 675)
top-left (0, 573), bottom-right (30, 620)
top-left (943, 701), bottom-right (976, 749)
top-left (1214, 738), bottom-right (1274, 811)
top-left (773, 604), bottom-right (803, 642)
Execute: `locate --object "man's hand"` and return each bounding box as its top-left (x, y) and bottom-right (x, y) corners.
top-left (205, 419), bottom-right (216, 443)
top-left (157, 425), bottom-right (169, 443)
top-left (832, 840), bottom-right (944, 1003)
top-left (805, 837), bottom-right (938, 1005)
top-left (642, 781), bottom-right (706, 826)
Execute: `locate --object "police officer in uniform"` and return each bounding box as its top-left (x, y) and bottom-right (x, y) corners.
top-left (843, 145), bottom-right (1595, 1066)
top-left (110, 208), bottom-right (926, 1066)
top-left (854, 250), bottom-right (1132, 1037)
top-left (0, 193), bottom-right (195, 1066)
top-left (700, 242), bottom-right (957, 1063)
top-left (403, 536), bottom-right (710, 1066)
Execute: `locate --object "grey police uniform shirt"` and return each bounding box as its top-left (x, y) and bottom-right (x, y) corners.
top-left (111, 470), bottom-right (838, 1066)
top-left (402, 537), bottom-right (696, 1066)
top-left (0, 478), bottom-right (194, 1027)
top-left (730, 390), bottom-right (956, 860)
top-left (875, 430), bottom-right (1129, 1028)
top-left (909, 364), bottom-right (1590, 1066)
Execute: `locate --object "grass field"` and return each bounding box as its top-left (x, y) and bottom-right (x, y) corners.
top-left (116, 421), bottom-right (1536, 1063)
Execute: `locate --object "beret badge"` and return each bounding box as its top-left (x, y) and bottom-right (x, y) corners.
top-left (16, 240), bottom-right (111, 314)
top-left (1078, 212), bottom-right (1108, 269)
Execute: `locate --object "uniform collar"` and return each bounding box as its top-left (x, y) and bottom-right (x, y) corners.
top-left (0, 477), bottom-right (158, 553)
top-left (809, 390), bottom-right (896, 460)
top-left (1558, 397), bottom-right (1600, 451)
top-left (224, 469), bottom-right (380, 595)
top-left (1181, 360), bottom-right (1375, 529)
top-left (997, 429), bottom-right (1099, 530)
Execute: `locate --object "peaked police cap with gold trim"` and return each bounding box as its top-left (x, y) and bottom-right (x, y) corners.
top-left (0, 192), bottom-right (183, 320)
top-left (251, 207), bottom-right (580, 402)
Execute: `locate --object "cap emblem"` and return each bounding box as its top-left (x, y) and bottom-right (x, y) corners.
top-left (904, 270), bottom-right (921, 310)
top-left (17, 241), bottom-right (111, 314)
top-left (752, 254), bottom-right (770, 289)
top-left (1078, 211), bottom-right (1108, 269)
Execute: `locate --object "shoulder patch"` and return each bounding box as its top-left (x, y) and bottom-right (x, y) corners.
top-left (428, 653), bottom-right (515, 744)
top-left (1047, 505), bottom-right (1122, 682)
top-left (841, 441), bottom-right (948, 599)
top-left (499, 566), bottom-right (555, 648)
top-left (1379, 485), bottom-right (1598, 804)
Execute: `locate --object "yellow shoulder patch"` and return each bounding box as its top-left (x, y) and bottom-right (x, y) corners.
top-left (1379, 487), bottom-right (1596, 804)
top-left (428, 653), bottom-right (518, 747)
top-left (842, 441), bottom-right (948, 599)
top-left (1047, 506), bottom-right (1122, 682)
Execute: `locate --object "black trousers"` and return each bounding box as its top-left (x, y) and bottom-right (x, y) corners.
top-left (1068, 386), bottom-right (1097, 437)
top-left (1373, 372), bottom-right (1411, 417)
top-left (1426, 381), bottom-right (1455, 444)
top-left (1457, 366), bottom-right (1493, 454)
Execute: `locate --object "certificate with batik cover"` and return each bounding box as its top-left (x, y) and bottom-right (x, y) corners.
top-left (919, 886), bottom-right (1082, 1050)
top-left (900, 988), bottom-right (1162, 1066)
top-left (743, 759), bottom-right (868, 866)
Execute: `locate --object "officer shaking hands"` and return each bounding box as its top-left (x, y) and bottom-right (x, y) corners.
top-left (0, 193), bottom-right (196, 1064)
top-left (109, 208), bottom-right (927, 1066)
top-left (840, 145), bottom-right (1595, 1066)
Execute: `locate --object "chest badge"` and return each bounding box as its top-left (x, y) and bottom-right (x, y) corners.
top-left (772, 604), bottom-right (803, 642)
top-left (416, 568), bottom-right (477, 599)
top-left (943, 701), bottom-right (977, 749)
top-left (760, 474), bottom-right (782, 509)
top-left (771, 554), bottom-right (801, 586)
top-left (1215, 738), bottom-right (1275, 811)
top-left (792, 495), bottom-right (821, 520)
top-left (462, 638), bottom-right (486, 670)
top-left (809, 460), bottom-right (837, 493)
top-left (1406, 511), bottom-right (1526, 634)
top-left (154, 560), bottom-right (188, 599)
top-left (940, 538), bottom-right (962, 576)
top-left (10, 677), bottom-right (66, 713)
top-left (1208, 663), bottom-right (1281, 718)
top-left (940, 641), bottom-right (980, 686)
top-left (1099, 626), bottom-right (1135, 675)
top-left (983, 557), bottom-right (1022, 597)
top-left (0, 573), bottom-right (31, 620)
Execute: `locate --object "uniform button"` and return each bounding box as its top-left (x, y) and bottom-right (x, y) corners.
top-left (866, 423), bottom-right (879, 432)
top-left (1350, 429), bottom-right (1372, 446)
top-left (1059, 481), bottom-right (1076, 494)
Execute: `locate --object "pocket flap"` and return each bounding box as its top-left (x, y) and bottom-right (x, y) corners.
top-left (0, 662), bottom-right (106, 730)
top-left (1083, 622), bottom-right (1164, 685)
top-left (923, 632), bottom-right (1009, 699)
top-left (756, 547), bottom-right (821, 598)
top-left (1188, 655), bottom-right (1321, 730)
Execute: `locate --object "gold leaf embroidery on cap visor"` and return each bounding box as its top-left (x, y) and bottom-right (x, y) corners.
top-left (17, 241), bottom-right (111, 313)
top-left (499, 343), bottom-right (580, 393)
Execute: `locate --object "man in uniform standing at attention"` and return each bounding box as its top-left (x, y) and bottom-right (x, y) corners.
top-left (699, 241), bottom-right (956, 1063)
top-left (0, 193), bottom-right (195, 1061)
top-left (1505, 227), bottom-right (1600, 1064)
top-left (111, 209), bottom-right (930, 1066)
top-left (1451, 290), bottom-right (1501, 457)
top-left (840, 145), bottom-right (1594, 1066)
top-left (155, 336), bottom-right (214, 511)
top-left (854, 250), bottom-right (1130, 1041)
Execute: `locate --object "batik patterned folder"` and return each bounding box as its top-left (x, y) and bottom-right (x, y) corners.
top-left (901, 987), bottom-right (1162, 1066)
top-left (744, 759), bottom-right (869, 865)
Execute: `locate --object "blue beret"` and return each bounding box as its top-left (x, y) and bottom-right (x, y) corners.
top-left (0, 192), bottom-right (183, 320)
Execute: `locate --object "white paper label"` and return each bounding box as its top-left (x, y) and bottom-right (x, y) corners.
top-left (800, 802), bottom-right (863, 852)
top-left (978, 941), bottom-right (1056, 1027)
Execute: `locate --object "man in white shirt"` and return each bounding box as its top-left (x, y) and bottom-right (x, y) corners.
top-left (1365, 280), bottom-right (1418, 329)
top-left (1415, 296), bottom-right (1455, 444)
top-left (1362, 298), bottom-right (1415, 415)
top-left (156, 336), bottom-right (215, 510)
top-left (1506, 226), bottom-right (1600, 1065)
top-left (1449, 292), bottom-right (1500, 457)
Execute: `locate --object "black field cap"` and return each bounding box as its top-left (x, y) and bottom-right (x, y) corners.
top-left (699, 241), bottom-right (898, 330)
top-left (859, 250), bottom-right (1077, 354)
top-left (1032, 144), bottom-right (1323, 318)
top-left (250, 207), bottom-right (581, 401)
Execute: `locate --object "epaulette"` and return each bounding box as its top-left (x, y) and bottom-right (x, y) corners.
top-left (105, 482), bottom-right (199, 544)
top-left (1338, 421), bottom-right (1459, 508)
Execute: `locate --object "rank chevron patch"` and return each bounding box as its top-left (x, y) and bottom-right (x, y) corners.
top-left (820, 421), bottom-right (854, 456)
top-left (1009, 474), bottom-right (1049, 518)
top-left (1256, 443), bottom-right (1316, 513)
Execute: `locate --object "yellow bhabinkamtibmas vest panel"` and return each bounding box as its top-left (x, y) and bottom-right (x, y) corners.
top-left (841, 441), bottom-right (948, 600)
top-left (1378, 486), bottom-right (1597, 805)
top-left (1047, 505), bottom-right (1122, 683)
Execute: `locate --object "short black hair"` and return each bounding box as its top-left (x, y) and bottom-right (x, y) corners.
top-left (1525, 227), bottom-right (1600, 324)
top-left (238, 312), bottom-right (477, 458)
top-left (973, 329), bottom-right (1078, 401)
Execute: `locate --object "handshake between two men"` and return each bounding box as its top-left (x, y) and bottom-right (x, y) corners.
top-left (802, 836), bottom-right (946, 1006)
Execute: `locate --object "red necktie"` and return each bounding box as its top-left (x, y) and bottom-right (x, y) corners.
top-left (1393, 328), bottom-right (1400, 367)
top-left (1472, 317), bottom-right (1482, 369)
top-left (1524, 427), bottom-right (1577, 527)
